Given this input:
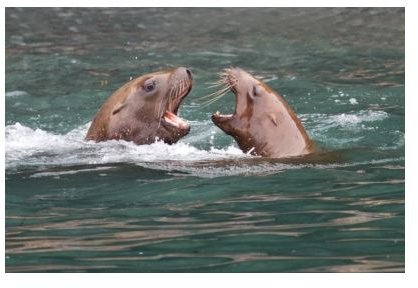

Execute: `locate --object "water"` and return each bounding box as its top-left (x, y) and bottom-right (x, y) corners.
top-left (5, 8), bottom-right (404, 272)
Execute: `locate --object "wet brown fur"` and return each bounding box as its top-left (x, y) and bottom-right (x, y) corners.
top-left (212, 68), bottom-right (316, 158)
top-left (86, 68), bottom-right (192, 145)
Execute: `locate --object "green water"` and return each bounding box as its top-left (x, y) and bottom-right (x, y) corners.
top-left (5, 8), bottom-right (404, 272)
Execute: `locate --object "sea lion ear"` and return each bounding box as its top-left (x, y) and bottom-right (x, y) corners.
top-left (268, 113), bottom-right (278, 127)
top-left (112, 102), bottom-right (127, 115)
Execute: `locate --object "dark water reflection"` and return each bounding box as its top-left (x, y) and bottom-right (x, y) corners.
top-left (6, 161), bottom-right (404, 272)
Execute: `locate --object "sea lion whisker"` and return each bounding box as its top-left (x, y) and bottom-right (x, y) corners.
top-left (196, 85), bottom-right (230, 102)
top-left (208, 85), bottom-right (230, 96)
top-left (207, 81), bottom-right (228, 88)
top-left (199, 95), bottom-right (227, 108)
top-left (199, 93), bottom-right (224, 105)
top-left (180, 80), bottom-right (186, 97)
top-left (218, 73), bottom-right (230, 79)
top-left (156, 96), bottom-right (167, 129)
top-left (178, 80), bottom-right (182, 94)
top-left (156, 85), bottom-right (170, 116)
top-left (199, 98), bottom-right (218, 107)
top-left (197, 89), bottom-right (228, 101)
top-left (220, 76), bottom-right (231, 84)
top-left (218, 69), bottom-right (231, 77)
top-left (165, 85), bottom-right (175, 113)
top-left (175, 82), bottom-right (181, 99)
top-left (206, 79), bottom-right (226, 85)
top-left (168, 86), bottom-right (174, 111)
top-left (170, 83), bottom-right (176, 97)
top-left (199, 89), bottom-right (229, 107)
top-left (210, 91), bottom-right (229, 102)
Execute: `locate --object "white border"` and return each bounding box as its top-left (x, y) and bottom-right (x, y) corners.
top-left (2, 1), bottom-right (414, 288)
top-left (405, 0), bottom-right (416, 281)
top-left (0, 0), bottom-right (5, 283)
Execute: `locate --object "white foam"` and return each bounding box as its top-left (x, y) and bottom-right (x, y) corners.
top-left (302, 110), bottom-right (391, 149)
top-left (306, 110), bottom-right (388, 130)
top-left (29, 166), bottom-right (115, 178)
top-left (5, 91), bottom-right (28, 97)
top-left (3, 122), bottom-right (341, 178)
top-left (328, 110), bottom-right (388, 126)
top-left (5, 122), bottom-right (246, 171)
top-left (4, 108), bottom-right (398, 177)
top-left (349, 98), bottom-right (358, 105)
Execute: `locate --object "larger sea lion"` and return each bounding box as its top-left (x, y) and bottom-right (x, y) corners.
top-left (211, 68), bottom-right (315, 158)
top-left (86, 67), bottom-right (193, 145)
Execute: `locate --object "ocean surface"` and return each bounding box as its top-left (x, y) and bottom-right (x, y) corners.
top-left (5, 8), bottom-right (404, 272)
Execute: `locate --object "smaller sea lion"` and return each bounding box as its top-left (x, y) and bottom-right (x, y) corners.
top-left (211, 67), bottom-right (315, 158)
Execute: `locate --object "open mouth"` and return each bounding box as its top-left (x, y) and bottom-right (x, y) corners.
top-left (162, 79), bottom-right (192, 130)
top-left (211, 69), bottom-right (238, 123)
top-left (163, 110), bottom-right (188, 129)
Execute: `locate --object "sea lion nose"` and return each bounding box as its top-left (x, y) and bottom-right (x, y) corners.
top-left (186, 68), bottom-right (193, 79)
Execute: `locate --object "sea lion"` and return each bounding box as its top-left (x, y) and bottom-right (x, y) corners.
top-left (211, 67), bottom-right (315, 158)
top-left (86, 67), bottom-right (193, 145)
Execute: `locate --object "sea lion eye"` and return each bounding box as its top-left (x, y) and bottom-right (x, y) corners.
top-left (144, 80), bottom-right (156, 92)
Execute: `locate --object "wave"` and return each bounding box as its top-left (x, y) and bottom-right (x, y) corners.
top-left (5, 122), bottom-right (246, 171)
top-left (5, 108), bottom-right (402, 177)
top-left (303, 110), bottom-right (388, 129)
top-left (5, 90), bottom-right (28, 97)
top-left (302, 110), bottom-right (399, 149)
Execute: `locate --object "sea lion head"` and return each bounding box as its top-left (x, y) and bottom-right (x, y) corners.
top-left (86, 67), bottom-right (193, 145)
top-left (211, 67), bottom-right (313, 158)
